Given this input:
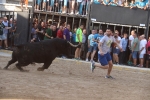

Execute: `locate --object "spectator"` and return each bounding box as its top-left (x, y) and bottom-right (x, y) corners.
top-left (69, 0), bottom-right (76, 14)
top-left (44, 24), bottom-right (53, 40)
top-left (130, 0), bottom-right (137, 9)
top-left (42, 0), bottom-right (47, 11)
top-left (80, 29), bottom-right (87, 59)
top-left (62, 0), bottom-right (68, 13)
top-left (138, 35), bottom-right (147, 67)
top-left (131, 32), bottom-right (139, 67)
top-left (118, 0), bottom-right (124, 6)
top-left (146, 37), bottom-right (150, 68)
top-left (86, 0), bottom-right (91, 15)
top-left (11, 20), bottom-right (17, 46)
top-left (37, 21), bottom-right (46, 41)
top-left (128, 30), bottom-right (135, 65)
top-left (31, 23), bottom-right (38, 42)
top-left (85, 29), bottom-right (96, 61)
top-left (93, 29), bottom-right (104, 43)
top-left (119, 33), bottom-right (128, 65)
top-left (25, 0), bottom-right (28, 10)
top-left (108, 0), bottom-right (118, 6)
top-left (0, 17), bottom-right (5, 49)
top-left (63, 24), bottom-right (71, 41)
top-left (57, 25), bottom-right (63, 39)
top-left (113, 30), bottom-right (122, 65)
top-left (94, 0), bottom-right (102, 4)
top-left (74, 24), bottom-right (84, 59)
top-left (35, 0), bottom-right (42, 10)
top-left (52, 24), bottom-right (58, 38)
top-left (102, 0), bottom-right (111, 5)
top-left (71, 28), bottom-right (77, 44)
top-left (2, 17), bottom-right (10, 49)
top-left (136, 0), bottom-right (148, 10)
top-left (76, 0), bottom-right (82, 15)
top-left (123, 0), bottom-right (129, 7)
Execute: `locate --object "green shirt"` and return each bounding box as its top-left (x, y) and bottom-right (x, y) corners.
top-left (131, 37), bottom-right (139, 51)
top-left (76, 28), bottom-right (82, 42)
top-left (44, 28), bottom-right (52, 40)
top-left (0, 22), bottom-right (5, 35)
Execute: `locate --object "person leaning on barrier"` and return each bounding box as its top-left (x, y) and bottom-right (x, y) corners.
top-left (146, 37), bottom-right (150, 68)
top-left (44, 24), bottom-right (53, 40)
top-left (130, 0), bottom-right (137, 9)
top-left (136, 0), bottom-right (148, 10)
top-left (80, 29), bottom-right (87, 59)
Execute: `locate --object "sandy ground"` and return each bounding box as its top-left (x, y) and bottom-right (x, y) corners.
top-left (0, 56), bottom-right (150, 100)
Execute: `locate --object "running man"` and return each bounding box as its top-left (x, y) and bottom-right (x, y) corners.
top-left (90, 28), bottom-right (122, 79)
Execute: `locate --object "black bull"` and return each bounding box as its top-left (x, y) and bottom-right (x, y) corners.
top-left (4, 38), bottom-right (78, 71)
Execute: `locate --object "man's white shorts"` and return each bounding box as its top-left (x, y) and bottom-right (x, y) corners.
top-left (139, 53), bottom-right (145, 59)
top-left (0, 33), bottom-right (7, 40)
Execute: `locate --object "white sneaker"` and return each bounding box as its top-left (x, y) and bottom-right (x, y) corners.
top-left (70, 12), bottom-right (74, 14)
top-left (76, 12), bottom-right (79, 15)
top-left (62, 11), bottom-right (66, 14)
top-left (86, 59), bottom-right (89, 62)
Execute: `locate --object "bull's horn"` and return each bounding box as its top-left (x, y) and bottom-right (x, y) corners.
top-left (67, 41), bottom-right (79, 47)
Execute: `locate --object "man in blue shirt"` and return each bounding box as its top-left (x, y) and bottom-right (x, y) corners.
top-left (85, 29), bottom-right (96, 62)
top-left (136, 0), bottom-right (148, 10)
top-left (119, 33), bottom-right (128, 65)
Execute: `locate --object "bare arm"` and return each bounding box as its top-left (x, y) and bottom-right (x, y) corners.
top-left (63, 35), bottom-right (66, 40)
top-left (45, 33), bottom-right (51, 38)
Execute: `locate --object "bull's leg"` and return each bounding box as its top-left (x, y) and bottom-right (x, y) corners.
top-left (16, 63), bottom-right (30, 72)
top-left (37, 61), bottom-right (52, 71)
top-left (3, 58), bottom-right (17, 70)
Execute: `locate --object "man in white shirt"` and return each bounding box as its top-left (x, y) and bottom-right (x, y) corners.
top-left (138, 35), bottom-right (147, 67)
top-left (128, 30), bottom-right (135, 65)
top-left (113, 30), bottom-right (122, 65)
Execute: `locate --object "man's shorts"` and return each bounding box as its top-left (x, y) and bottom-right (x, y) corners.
top-left (0, 33), bottom-right (7, 40)
top-left (81, 43), bottom-right (85, 51)
top-left (139, 53), bottom-right (144, 59)
top-left (75, 42), bottom-right (81, 48)
top-left (146, 54), bottom-right (150, 61)
top-left (88, 45), bottom-right (97, 52)
top-left (113, 47), bottom-right (120, 55)
top-left (132, 51), bottom-right (138, 59)
top-left (98, 52), bottom-right (112, 66)
top-left (36, 0), bottom-right (42, 5)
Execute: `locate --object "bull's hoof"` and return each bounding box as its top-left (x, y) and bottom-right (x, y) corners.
top-left (37, 67), bottom-right (44, 71)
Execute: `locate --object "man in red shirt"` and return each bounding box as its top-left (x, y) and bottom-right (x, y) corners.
top-left (146, 37), bottom-right (150, 68)
top-left (57, 25), bottom-right (63, 39)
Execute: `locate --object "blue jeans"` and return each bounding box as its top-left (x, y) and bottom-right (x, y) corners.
top-left (98, 52), bottom-right (112, 66)
top-left (132, 51), bottom-right (138, 59)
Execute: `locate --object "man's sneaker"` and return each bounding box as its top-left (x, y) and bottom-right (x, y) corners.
top-left (86, 59), bottom-right (89, 62)
top-left (90, 62), bottom-right (95, 72)
top-left (70, 12), bottom-right (74, 15)
top-left (105, 75), bottom-right (115, 79)
top-left (76, 12), bottom-right (79, 15)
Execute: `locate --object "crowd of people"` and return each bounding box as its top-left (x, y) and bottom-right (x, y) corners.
top-left (31, 18), bottom-right (150, 68)
top-left (17, 0), bottom-right (148, 15)
top-left (94, 0), bottom-right (149, 10)
top-left (0, 17), bottom-right (17, 50)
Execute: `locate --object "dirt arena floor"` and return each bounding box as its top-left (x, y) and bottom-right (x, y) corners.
top-left (0, 56), bottom-right (150, 100)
